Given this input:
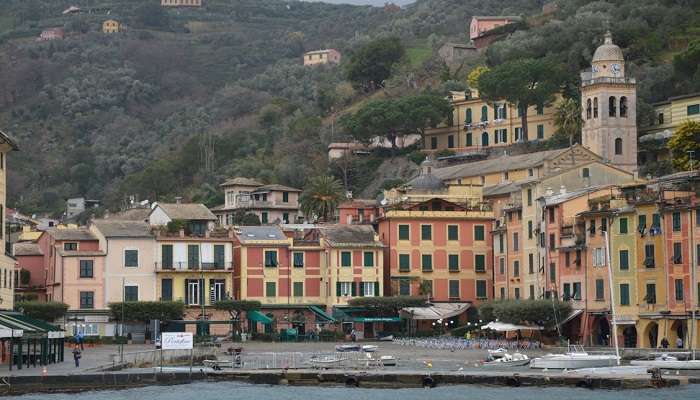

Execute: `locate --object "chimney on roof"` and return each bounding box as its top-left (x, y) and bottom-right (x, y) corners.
top-left (545, 187), bottom-right (554, 197)
top-left (560, 185), bottom-right (566, 195)
top-left (175, 197), bottom-right (183, 204)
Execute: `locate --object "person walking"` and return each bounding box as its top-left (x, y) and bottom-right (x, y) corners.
top-left (72, 344), bottom-right (82, 368)
top-left (660, 337), bottom-right (669, 348)
top-left (676, 337), bottom-right (684, 349)
top-left (75, 332), bottom-right (84, 350)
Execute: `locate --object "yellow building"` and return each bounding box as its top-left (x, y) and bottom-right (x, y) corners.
top-left (423, 89), bottom-right (559, 152)
top-left (0, 130), bottom-right (17, 310)
top-left (638, 92), bottom-right (700, 164)
top-left (102, 20), bottom-right (120, 33)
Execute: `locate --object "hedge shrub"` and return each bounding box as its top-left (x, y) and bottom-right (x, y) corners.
top-left (108, 301), bottom-right (185, 322)
top-left (478, 299), bottom-right (571, 329)
top-left (16, 301), bottom-right (69, 322)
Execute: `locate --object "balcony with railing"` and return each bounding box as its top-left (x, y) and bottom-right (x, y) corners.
top-left (156, 261), bottom-right (233, 271)
top-left (581, 76), bottom-right (636, 87)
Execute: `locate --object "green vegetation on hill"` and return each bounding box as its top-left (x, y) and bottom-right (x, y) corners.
top-left (0, 0), bottom-right (698, 214)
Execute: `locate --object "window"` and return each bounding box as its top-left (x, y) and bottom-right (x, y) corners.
top-left (527, 189), bottom-right (532, 206)
top-left (672, 211), bottom-right (681, 231)
top-left (673, 242), bottom-right (682, 264)
top-left (528, 253), bottom-right (534, 274)
top-left (593, 248), bottom-right (605, 267)
top-left (589, 219), bottom-right (596, 235)
top-left (644, 244), bottom-right (655, 267)
top-left (475, 254), bottom-right (486, 273)
top-left (609, 96), bottom-right (617, 117)
top-left (563, 283), bottom-right (571, 300)
top-left (447, 225), bottom-right (459, 241)
top-left (283, 212), bottom-right (289, 223)
top-left (336, 281), bottom-right (353, 297)
top-left (266, 282), bottom-right (277, 297)
top-left (586, 98), bottom-right (592, 119)
top-left (447, 135), bottom-right (455, 148)
top-left (499, 258), bottom-right (504, 274)
top-left (466, 132), bottom-right (472, 146)
top-left (697, 209), bottom-right (700, 226)
top-left (210, 279), bottom-right (225, 303)
top-left (124, 249), bottom-right (138, 267)
top-left (500, 287), bottom-right (505, 299)
top-left (214, 245), bottom-right (225, 268)
top-left (481, 132), bottom-right (489, 146)
top-left (363, 251), bottom-right (374, 267)
top-left (399, 280), bottom-right (410, 296)
top-left (549, 233), bottom-right (556, 250)
top-left (79, 260), bottom-right (94, 278)
top-left (186, 279), bottom-right (202, 305)
top-left (619, 218), bottom-right (628, 234)
top-left (612, 137), bottom-right (623, 155)
top-left (593, 97), bottom-right (598, 118)
top-left (466, 108), bottom-right (472, 123)
top-left (528, 220), bottom-right (533, 239)
top-left (264, 250), bottom-right (278, 267)
top-left (582, 167), bottom-right (590, 178)
top-left (79, 292), bottom-right (94, 309)
top-left (362, 282), bottom-right (378, 297)
top-left (658, 112), bottom-right (664, 124)
top-left (162, 245), bottom-right (173, 268)
top-left (697, 244), bottom-right (700, 266)
top-left (293, 252), bottom-right (304, 268)
top-left (188, 244), bottom-right (199, 269)
top-left (293, 282), bottom-right (303, 297)
top-left (498, 234), bottom-right (504, 253)
top-left (476, 280), bottom-right (487, 299)
top-left (430, 137), bottom-right (437, 149)
top-left (619, 284), bottom-right (630, 306)
top-left (646, 283), bottom-right (656, 304)
top-left (481, 105), bottom-right (488, 122)
top-left (449, 254), bottom-right (460, 272)
top-left (341, 251), bottom-right (352, 267)
top-left (652, 213), bottom-right (661, 229)
top-left (474, 225), bottom-right (485, 241)
top-left (687, 104), bottom-right (700, 116)
top-left (548, 208), bottom-right (555, 223)
top-left (64, 242), bottom-right (78, 251)
top-left (282, 191), bottom-right (289, 203)
top-left (565, 251), bottom-right (571, 267)
top-left (422, 254), bottom-right (433, 272)
top-left (515, 127), bottom-right (523, 142)
top-left (601, 217), bottom-right (607, 232)
top-left (398, 224), bottom-right (410, 240)
top-left (619, 250), bottom-right (629, 270)
top-left (124, 285), bottom-right (139, 302)
top-left (513, 261), bottom-right (520, 277)
top-left (261, 212), bottom-right (268, 224)
top-left (162, 279), bottom-right (173, 301)
top-left (549, 262), bottom-right (556, 283)
top-left (447, 280), bottom-right (460, 299)
top-left (573, 282), bottom-right (582, 300)
top-left (514, 288), bottom-right (520, 299)
top-left (675, 279), bottom-right (684, 301)
top-left (638, 214), bottom-right (647, 232)
top-left (421, 225), bottom-right (432, 240)
top-left (536, 124), bottom-right (544, 139)
top-left (595, 279), bottom-right (604, 300)
top-left (513, 233), bottom-right (519, 251)
top-left (620, 96), bottom-right (628, 117)
top-left (399, 254), bottom-right (410, 272)
top-left (529, 285), bottom-right (535, 299)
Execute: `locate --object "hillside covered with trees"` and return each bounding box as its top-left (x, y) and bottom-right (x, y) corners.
top-left (1, 0), bottom-right (698, 215)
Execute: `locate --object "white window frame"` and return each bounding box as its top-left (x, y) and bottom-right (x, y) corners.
top-left (188, 280), bottom-right (200, 305)
top-left (124, 284), bottom-right (139, 302)
top-left (363, 282), bottom-right (376, 297)
top-left (340, 282), bottom-right (353, 297)
top-left (124, 248), bottom-right (139, 268)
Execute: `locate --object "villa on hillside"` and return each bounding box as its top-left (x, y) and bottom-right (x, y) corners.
top-left (303, 49), bottom-right (341, 66)
top-left (212, 178), bottom-right (302, 225)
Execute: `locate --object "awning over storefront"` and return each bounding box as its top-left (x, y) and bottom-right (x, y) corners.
top-left (247, 310), bottom-right (273, 324)
top-left (308, 306), bottom-right (335, 323)
top-left (481, 321), bottom-right (543, 331)
top-left (558, 309), bottom-right (584, 327)
top-left (11, 314), bottom-right (64, 337)
top-left (400, 303), bottom-right (470, 320)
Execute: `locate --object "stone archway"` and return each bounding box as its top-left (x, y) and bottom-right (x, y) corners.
top-left (592, 316), bottom-right (610, 346)
top-left (643, 321), bottom-right (659, 348)
top-left (670, 320), bottom-right (687, 349)
top-left (622, 326), bottom-right (637, 348)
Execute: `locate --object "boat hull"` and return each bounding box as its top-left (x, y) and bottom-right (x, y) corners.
top-left (630, 360), bottom-right (700, 370)
top-left (530, 355), bottom-right (619, 369)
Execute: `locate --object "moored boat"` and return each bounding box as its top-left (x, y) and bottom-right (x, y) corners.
top-left (530, 345), bottom-right (619, 369)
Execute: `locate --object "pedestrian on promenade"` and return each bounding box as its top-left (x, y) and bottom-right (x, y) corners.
top-left (676, 337), bottom-right (683, 349)
top-left (72, 344), bottom-right (82, 368)
top-left (350, 329), bottom-right (357, 342)
top-left (660, 337), bottom-right (669, 348)
top-left (75, 332), bottom-right (84, 350)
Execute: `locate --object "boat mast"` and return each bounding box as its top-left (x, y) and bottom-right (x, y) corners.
top-left (690, 205), bottom-right (696, 361)
top-left (604, 229), bottom-right (621, 365)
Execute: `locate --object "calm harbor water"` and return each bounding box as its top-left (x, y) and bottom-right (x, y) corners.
top-left (6, 381), bottom-right (700, 400)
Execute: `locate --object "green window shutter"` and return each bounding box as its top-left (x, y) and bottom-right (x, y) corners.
top-left (184, 280), bottom-right (190, 304)
top-left (475, 254), bottom-right (485, 272)
top-left (537, 124), bottom-right (544, 139)
top-left (364, 252), bottom-right (374, 267)
top-left (398, 225), bottom-right (409, 240)
top-left (359, 282), bottom-right (365, 297)
top-left (341, 251), bottom-right (352, 267)
top-left (474, 225), bottom-right (484, 241)
top-left (374, 281), bottom-right (379, 296)
top-left (293, 282), bottom-right (303, 297)
top-left (399, 254), bottom-right (410, 271)
top-left (161, 279), bottom-right (172, 301)
top-left (214, 245), bottom-right (225, 268)
top-left (162, 245), bottom-right (173, 268)
top-left (620, 284), bottom-right (630, 305)
top-left (124, 250), bottom-right (138, 267)
top-left (476, 280), bottom-right (486, 298)
top-left (449, 280), bottom-right (459, 298)
top-left (351, 282), bottom-right (357, 297)
top-left (448, 254), bottom-right (459, 271)
top-left (421, 225), bottom-right (432, 240)
top-left (422, 254), bottom-right (432, 271)
top-left (188, 245), bottom-right (199, 269)
top-left (448, 225), bottom-right (459, 241)
top-left (466, 133), bottom-right (472, 146)
top-left (638, 215), bottom-right (646, 230)
top-left (595, 279), bottom-right (604, 300)
top-left (619, 250), bottom-right (629, 270)
top-left (336, 282), bottom-right (341, 296)
top-left (199, 279), bottom-right (205, 305)
top-left (619, 218), bottom-right (628, 234)
top-left (466, 108), bottom-right (472, 123)
top-left (652, 213), bottom-right (661, 228)
top-left (293, 252), bottom-right (304, 267)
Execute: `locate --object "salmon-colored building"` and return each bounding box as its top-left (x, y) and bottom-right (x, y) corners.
top-left (13, 242), bottom-right (46, 301)
top-left (337, 199), bottom-right (381, 225)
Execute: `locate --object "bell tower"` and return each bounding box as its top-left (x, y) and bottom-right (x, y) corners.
top-left (581, 31), bottom-right (637, 173)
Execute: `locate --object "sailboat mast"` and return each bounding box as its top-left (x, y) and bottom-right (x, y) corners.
top-left (604, 230), bottom-right (621, 365)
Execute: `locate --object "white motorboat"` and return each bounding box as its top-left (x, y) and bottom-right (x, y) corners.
top-left (630, 353), bottom-right (700, 370)
top-left (309, 354), bottom-right (348, 368)
top-left (380, 355), bottom-right (397, 366)
top-left (335, 344), bottom-right (361, 352)
top-left (362, 345), bottom-right (378, 352)
top-left (483, 352), bottom-right (530, 367)
top-left (487, 348), bottom-right (508, 359)
top-left (530, 345), bottom-right (619, 369)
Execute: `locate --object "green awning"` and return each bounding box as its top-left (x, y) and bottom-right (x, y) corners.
top-left (247, 310), bottom-right (272, 324)
top-left (308, 306), bottom-right (335, 323)
top-left (353, 317), bottom-right (401, 323)
top-left (11, 314), bottom-right (62, 332)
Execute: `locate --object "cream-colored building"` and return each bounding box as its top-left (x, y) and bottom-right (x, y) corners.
top-left (0, 130), bottom-right (17, 310)
top-left (102, 19), bottom-right (120, 33)
top-left (90, 220), bottom-right (156, 304)
top-left (638, 92), bottom-right (700, 164)
top-left (213, 177), bottom-right (302, 225)
top-left (303, 49), bottom-right (341, 66)
top-left (423, 89), bottom-right (559, 152)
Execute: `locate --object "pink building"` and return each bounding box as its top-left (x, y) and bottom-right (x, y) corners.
top-left (338, 199), bottom-right (381, 225)
top-left (469, 16), bottom-right (519, 40)
top-left (13, 242), bottom-right (46, 301)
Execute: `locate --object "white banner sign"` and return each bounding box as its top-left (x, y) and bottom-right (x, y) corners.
top-left (161, 332), bottom-right (193, 350)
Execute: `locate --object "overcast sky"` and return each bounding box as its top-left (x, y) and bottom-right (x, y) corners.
top-left (305, 0), bottom-right (415, 6)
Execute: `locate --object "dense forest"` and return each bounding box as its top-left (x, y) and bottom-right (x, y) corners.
top-left (0, 0), bottom-right (698, 215)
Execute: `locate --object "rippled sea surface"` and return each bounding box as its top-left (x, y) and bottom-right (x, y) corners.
top-left (7, 381), bottom-right (700, 400)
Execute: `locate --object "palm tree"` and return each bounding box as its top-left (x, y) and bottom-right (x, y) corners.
top-left (300, 175), bottom-right (344, 222)
top-left (554, 98), bottom-right (583, 146)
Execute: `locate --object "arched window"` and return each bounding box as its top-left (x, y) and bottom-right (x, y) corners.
top-left (619, 97), bottom-right (627, 118)
top-left (593, 97), bottom-right (599, 118)
top-left (609, 96), bottom-right (617, 117)
top-left (614, 138), bottom-right (623, 155)
top-left (481, 106), bottom-right (488, 122)
top-left (465, 108), bottom-right (472, 124)
top-left (481, 132), bottom-right (489, 147)
top-left (586, 99), bottom-right (592, 120)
